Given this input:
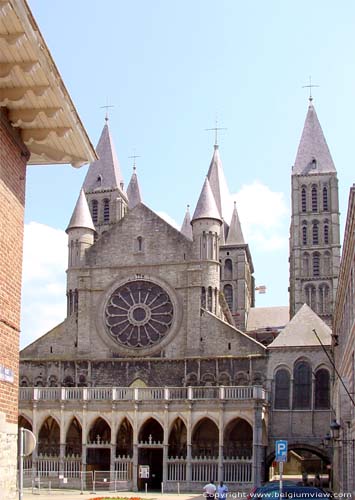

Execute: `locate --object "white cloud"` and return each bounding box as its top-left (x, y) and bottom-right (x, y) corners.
top-left (21, 222), bottom-right (67, 347)
top-left (229, 181), bottom-right (289, 251)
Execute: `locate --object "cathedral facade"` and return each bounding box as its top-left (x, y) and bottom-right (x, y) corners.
top-left (19, 101), bottom-right (337, 492)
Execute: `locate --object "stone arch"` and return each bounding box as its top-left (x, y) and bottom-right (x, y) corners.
top-left (18, 415), bottom-right (32, 431)
top-left (223, 284), bottom-right (233, 311)
top-left (223, 417), bottom-right (253, 458)
top-left (20, 376), bottom-right (30, 387)
top-left (47, 374), bottom-right (58, 387)
top-left (201, 372), bottom-right (216, 386)
top-left (116, 417), bottom-right (133, 456)
top-left (314, 367), bottom-right (330, 409)
top-left (192, 417), bottom-right (219, 458)
top-left (138, 417), bottom-right (164, 443)
top-left (66, 417), bottom-right (82, 456)
top-left (235, 371), bottom-right (249, 385)
top-left (274, 367), bottom-right (291, 409)
top-left (302, 252), bottom-right (310, 276)
top-left (88, 416), bottom-right (111, 444)
top-left (293, 358), bottom-right (312, 409)
top-left (185, 372), bottom-right (198, 386)
top-left (129, 378), bottom-right (147, 388)
top-left (38, 416), bottom-right (60, 456)
top-left (168, 417), bottom-right (187, 458)
top-left (218, 372), bottom-right (231, 386)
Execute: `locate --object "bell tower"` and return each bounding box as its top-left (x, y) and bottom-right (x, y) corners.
top-left (289, 99), bottom-right (340, 325)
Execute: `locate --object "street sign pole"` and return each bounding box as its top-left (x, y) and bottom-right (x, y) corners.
top-left (279, 460), bottom-right (283, 500)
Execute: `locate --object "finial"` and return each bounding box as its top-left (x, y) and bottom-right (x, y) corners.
top-left (302, 76), bottom-right (319, 103)
top-left (234, 200), bottom-right (236, 209)
top-left (129, 151), bottom-right (141, 170)
top-left (100, 99), bottom-right (114, 122)
top-left (187, 204), bottom-right (190, 211)
top-left (205, 115), bottom-right (227, 147)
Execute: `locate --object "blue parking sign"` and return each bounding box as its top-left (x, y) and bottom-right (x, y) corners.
top-left (275, 440), bottom-right (288, 462)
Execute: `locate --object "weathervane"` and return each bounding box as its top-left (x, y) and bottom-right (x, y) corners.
top-left (205, 117), bottom-right (227, 147)
top-left (100, 100), bottom-right (114, 121)
top-left (302, 76), bottom-right (320, 102)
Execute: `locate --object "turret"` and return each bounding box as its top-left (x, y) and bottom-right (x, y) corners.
top-left (191, 177), bottom-right (222, 260)
top-left (66, 189), bottom-right (96, 268)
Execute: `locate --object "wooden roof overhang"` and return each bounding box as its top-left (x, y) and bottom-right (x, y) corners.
top-left (0, 0), bottom-right (97, 166)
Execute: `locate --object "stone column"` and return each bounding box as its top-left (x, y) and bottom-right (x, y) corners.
top-left (132, 404), bottom-right (139, 491)
top-left (31, 402), bottom-right (38, 479)
top-left (218, 402), bottom-right (225, 482)
top-left (81, 403), bottom-right (87, 482)
top-left (59, 403), bottom-right (65, 472)
top-left (252, 403), bottom-right (263, 487)
top-left (110, 404), bottom-right (116, 484)
top-left (163, 403), bottom-right (169, 489)
top-left (186, 404), bottom-right (192, 487)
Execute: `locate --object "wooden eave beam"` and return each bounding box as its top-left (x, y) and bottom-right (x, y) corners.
top-left (8, 107), bottom-right (62, 126)
top-left (0, 86), bottom-right (49, 105)
top-left (0, 61), bottom-right (39, 79)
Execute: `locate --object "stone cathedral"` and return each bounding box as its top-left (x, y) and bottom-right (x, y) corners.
top-left (18, 100), bottom-right (339, 492)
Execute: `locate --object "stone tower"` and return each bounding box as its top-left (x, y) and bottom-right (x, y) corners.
top-left (82, 120), bottom-right (128, 236)
top-left (289, 99), bottom-right (340, 325)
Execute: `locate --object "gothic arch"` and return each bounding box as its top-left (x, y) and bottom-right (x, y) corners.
top-left (168, 417), bottom-right (187, 458)
top-left (38, 416), bottom-right (60, 456)
top-left (64, 414), bottom-right (82, 434)
top-left (274, 368), bottom-right (291, 409)
top-left (87, 416), bottom-right (111, 443)
top-left (116, 417), bottom-right (133, 456)
top-left (18, 415), bottom-right (32, 430)
top-left (224, 259), bottom-right (233, 280)
top-left (293, 359), bottom-right (312, 409)
top-left (65, 417), bottom-right (82, 456)
top-left (192, 417), bottom-right (219, 458)
top-left (138, 417), bottom-right (164, 443)
top-left (223, 418), bottom-right (253, 458)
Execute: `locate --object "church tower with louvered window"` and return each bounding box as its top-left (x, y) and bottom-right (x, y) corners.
top-left (289, 98), bottom-right (341, 325)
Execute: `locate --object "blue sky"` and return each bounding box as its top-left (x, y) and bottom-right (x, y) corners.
top-left (21, 0), bottom-right (355, 347)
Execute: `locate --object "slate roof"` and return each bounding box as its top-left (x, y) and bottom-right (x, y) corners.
top-left (268, 303), bottom-right (332, 348)
top-left (293, 102), bottom-right (336, 175)
top-left (83, 122), bottom-right (126, 194)
top-left (180, 205), bottom-right (193, 240)
top-left (127, 167), bottom-right (142, 209)
top-left (207, 145), bottom-right (230, 218)
top-left (226, 201), bottom-right (244, 245)
top-left (247, 306), bottom-right (289, 331)
top-left (66, 189), bottom-right (95, 232)
top-left (192, 177), bottom-right (222, 222)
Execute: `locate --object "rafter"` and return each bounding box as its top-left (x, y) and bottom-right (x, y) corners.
top-left (0, 61), bottom-right (39, 79)
top-left (0, 86), bottom-right (49, 105)
top-left (29, 142), bottom-right (86, 166)
top-left (22, 127), bottom-right (71, 144)
top-left (0, 32), bottom-right (25, 46)
top-left (9, 107), bottom-right (62, 126)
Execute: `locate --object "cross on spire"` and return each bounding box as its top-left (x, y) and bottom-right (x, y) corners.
top-left (302, 76), bottom-right (320, 102)
top-left (100, 100), bottom-right (114, 121)
top-left (128, 152), bottom-right (141, 170)
top-left (205, 117), bottom-right (227, 147)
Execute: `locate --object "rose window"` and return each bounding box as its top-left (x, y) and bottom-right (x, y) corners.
top-left (104, 280), bottom-right (174, 348)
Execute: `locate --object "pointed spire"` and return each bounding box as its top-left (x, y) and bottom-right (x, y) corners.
top-left (127, 166), bottom-right (142, 209)
top-left (82, 122), bottom-right (126, 193)
top-left (226, 201), bottom-right (244, 245)
top-left (293, 102), bottom-right (336, 175)
top-left (180, 205), bottom-right (193, 240)
top-left (66, 189), bottom-right (95, 232)
top-left (192, 177), bottom-right (222, 222)
top-left (207, 145), bottom-right (230, 218)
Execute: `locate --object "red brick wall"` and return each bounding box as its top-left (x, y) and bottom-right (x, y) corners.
top-left (0, 114), bottom-right (27, 424)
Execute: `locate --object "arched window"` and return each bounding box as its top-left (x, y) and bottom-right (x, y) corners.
top-left (207, 287), bottom-right (212, 311)
top-left (302, 222), bottom-right (307, 245)
top-left (136, 236), bottom-right (144, 252)
top-left (293, 361), bottom-right (311, 409)
top-left (313, 252), bottom-right (320, 276)
top-left (312, 221), bottom-right (319, 245)
top-left (324, 222), bottom-right (329, 244)
top-left (224, 259), bottom-right (233, 280)
top-left (323, 252), bottom-right (331, 275)
top-left (305, 284), bottom-right (316, 310)
top-left (311, 185), bottom-right (318, 212)
top-left (224, 284), bottom-right (233, 311)
top-left (274, 369), bottom-right (290, 409)
top-left (319, 284), bottom-right (330, 314)
top-left (301, 186), bottom-right (307, 212)
top-left (323, 186), bottom-right (329, 211)
top-left (92, 199), bottom-right (98, 223)
top-left (103, 198), bottom-right (110, 223)
top-left (315, 369), bottom-right (330, 409)
top-left (302, 253), bottom-right (310, 276)
top-left (201, 287), bottom-right (206, 309)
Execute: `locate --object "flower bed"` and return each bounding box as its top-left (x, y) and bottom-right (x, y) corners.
top-left (92, 497), bottom-right (143, 500)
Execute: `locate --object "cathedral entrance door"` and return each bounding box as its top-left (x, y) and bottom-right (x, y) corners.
top-left (138, 448), bottom-right (163, 491)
